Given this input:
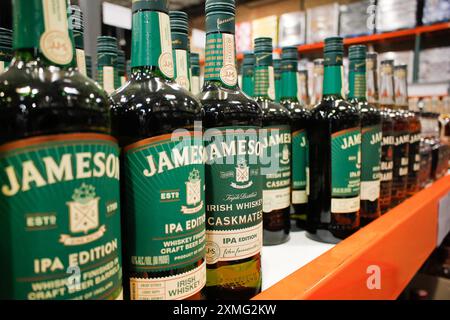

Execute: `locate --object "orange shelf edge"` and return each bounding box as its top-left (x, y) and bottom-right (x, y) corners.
top-left (199, 22), bottom-right (450, 65)
top-left (254, 175), bottom-right (450, 300)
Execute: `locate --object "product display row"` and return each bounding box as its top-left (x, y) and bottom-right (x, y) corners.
top-left (0, 0), bottom-right (448, 301)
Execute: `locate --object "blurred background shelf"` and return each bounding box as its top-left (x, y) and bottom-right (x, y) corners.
top-left (255, 175), bottom-right (450, 300)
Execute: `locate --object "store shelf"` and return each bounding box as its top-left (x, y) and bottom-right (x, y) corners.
top-left (254, 175), bottom-right (450, 300)
top-left (200, 22), bottom-right (450, 65)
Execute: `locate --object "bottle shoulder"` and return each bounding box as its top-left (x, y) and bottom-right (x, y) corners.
top-left (256, 98), bottom-right (290, 126)
top-left (199, 83), bottom-right (262, 128)
top-left (0, 62), bottom-right (111, 143)
top-left (110, 76), bottom-right (201, 117)
top-left (281, 99), bottom-right (311, 120)
top-left (310, 96), bottom-right (360, 121)
top-left (350, 99), bottom-right (382, 126)
top-left (0, 62), bottom-right (109, 110)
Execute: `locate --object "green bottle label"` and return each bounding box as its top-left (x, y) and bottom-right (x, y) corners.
top-left (0, 133), bottom-right (122, 300)
top-left (254, 65), bottom-right (275, 100)
top-left (323, 65), bottom-right (344, 96)
top-left (205, 12), bottom-right (235, 34)
top-left (348, 71), bottom-right (366, 99)
top-left (205, 127), bottom-right (263, 265)
top-left (131, 10), bottom-right (174, 79)
top-left (292, 130), bottom-right (308, 204)
top-left (361, 125), bottom-right (382, 201)
top-left (124, 132), bottom-right (206, 300)
top-left (261, 126), bottom-right (291, 212)
top-left (331, 128), bottom-right (361, 213)
top-left (274, 73), bottom-right (282, 103)
top-left (281, 62), bottom-right (298, 100)
top-left (242, 66), bottom-right (254, 97)
top-left (204, 33), bottom-right (238, 87)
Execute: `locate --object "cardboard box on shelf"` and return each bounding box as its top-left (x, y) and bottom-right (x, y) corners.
top-left (306, 3), bottom-right (339, 44)
top-left (278, 11), bottom-right (306, 47)
top-left (252, 15), bottom-right (278, 47)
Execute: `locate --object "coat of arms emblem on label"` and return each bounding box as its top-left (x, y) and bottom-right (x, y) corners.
top-left (231, 158), bottom-right (253, 189)
top-left (60, 183), bottom-right (106, 246)
top-left (181, 169), bottom-right (203, 214)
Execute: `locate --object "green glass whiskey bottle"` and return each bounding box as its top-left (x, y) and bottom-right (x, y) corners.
top-left (253, 37), bottom-right (291, 245)
top-left (0, 0), bottom-right (123, 300)
top-left (307, 37), bottom-right (361, 243)
top-left (279, 46), bottom-right (310, 231)
top-left (347, 45), bottom-right (382, 226)
top-left (110, 0), bottom-right (205, 300)
top-left (200, 0), bottom-right (263, 300)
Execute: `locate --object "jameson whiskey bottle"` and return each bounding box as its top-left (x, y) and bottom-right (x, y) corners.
top-left (394, 65), bottom-right (421, 197)
top-left (347, 45), bottom-right (381, 226)
top-left (0, 28), bottom-right (12, 74)
top-left (70, 5), bottom-right (87, 77)
top-left (311, 58), bottom-right (324, 107)
top-left (0, 0), bottom-right (123, 300)
top-left (273, 58), bottom-right (282, 103)
top-left (242, 53), bottom-right (255, 97)
top-left (307, 37), bottom-right (361, 243)
top-left (388, 61), bottom-right (410, 207)
top-left (280, 46), bottom-right (310, 231)
top-left (110, 0), bottom-right (205, 300)
top-left (97, 36), bottom-right (118, 94)
top-left (190, 52), bottom-right (201, 95)
top-left (170, 11), bottom-right (191, 91)
top-left (253, 38), bottom-right (291, 245)
top-left (298, 69), bottom-right (310, 107)
top-left (368, 53), bottom-right (394, 214)
top-left (200, 0), bottom-right (263, 300)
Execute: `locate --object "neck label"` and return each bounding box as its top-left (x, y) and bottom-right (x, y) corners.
top-left (204, 33), bottom-right (237, 87)
top-left (40, 0), bottom-right (73, 65)
top-left (131, 11), bottom-right (174, 78)
top-left (174, 49), bottom-right (190, 90)
top-left (76, 49), bottom-right (87, 76)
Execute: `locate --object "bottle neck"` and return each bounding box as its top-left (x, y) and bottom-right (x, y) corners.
top-left (131, 9), bottom-right (174, 79)
top-left (203, 11), bottom-right (238, 89)
top-left (172, 31), bottom-right (190, 90)
top-left (312, 65), bottom-right (323, 105)
top-left (348, 59), bottom-right (366, 101)
top-left (13, 0), bottom-right (75, 69)
top-left (394, 70), bottom-right (409, 108)
top-left (242, 64), bottom-right (254, 97)
top-left (366, 61), bottom-right (378, 104)
top-left (323, 64), bottom-right (343, 97)
top-left (379, 68), bottom-right (395, 106)
top-left (280, 60), bottom-right (298, 101)
top-left (254, 53), bottom-right (275, 101)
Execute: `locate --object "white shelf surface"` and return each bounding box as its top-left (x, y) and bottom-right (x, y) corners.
top-left (261, 231), bottom-right (335, 290)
